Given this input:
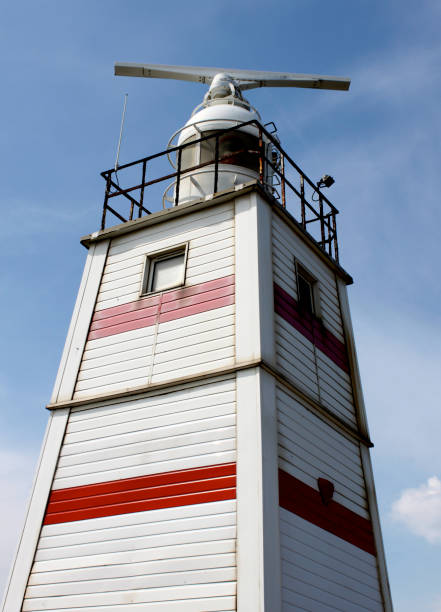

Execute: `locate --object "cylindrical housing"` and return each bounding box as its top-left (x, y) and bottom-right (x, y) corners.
top-left (166, 100), bottom-right (274, 205)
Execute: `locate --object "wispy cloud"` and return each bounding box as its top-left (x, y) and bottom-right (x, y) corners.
top-left (391, 477), bottom-right (441, 544)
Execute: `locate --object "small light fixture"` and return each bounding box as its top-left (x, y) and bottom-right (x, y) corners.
top-left (317, 174), bottom-right (335, 188)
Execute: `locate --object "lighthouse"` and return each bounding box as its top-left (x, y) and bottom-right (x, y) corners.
top-left (3, 63), bottom-right (393, 611)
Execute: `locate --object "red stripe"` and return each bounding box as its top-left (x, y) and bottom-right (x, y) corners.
top-left (88, 275), bottom-right (235, 341)
top-left (279, 469), bottom-right (376, 556)
top-left (44, 463), bottom-right (236, 525)
top-left (44, 489), bottom-right (236, 525)
top-left (274, 283), bottom-right (349, 373)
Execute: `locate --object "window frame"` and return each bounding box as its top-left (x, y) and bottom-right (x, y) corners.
top-left (141, 243), bottom-right (189, 296)
top-left (294, 260), bottom-right (321, 319)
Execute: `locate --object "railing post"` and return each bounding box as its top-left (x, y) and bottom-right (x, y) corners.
top-left (139, 160), bottom-right (147, 218)
top-left (174, 147), bottom-right (182, 207)
top-left (319, 193), bottom-right (325, 249)
top-left (258, 127), bottom-right (264, 185)
top-left (280, 153), bottom-right (286, 208)
top-left (101, 173), bottom-right (111, 230)
top-left (300, 175), bottom-right (306, 227)
top-left (214, 134), bottom-right (219, 194)
top-left (332, 211), bottom-right (339, 263)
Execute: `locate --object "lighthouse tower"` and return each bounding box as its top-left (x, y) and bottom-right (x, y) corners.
top-left (3, 64), bottom-right (392, 612)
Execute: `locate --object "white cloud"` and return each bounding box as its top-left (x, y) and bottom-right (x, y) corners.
top-left (391, 477), bottom-right (441, 543)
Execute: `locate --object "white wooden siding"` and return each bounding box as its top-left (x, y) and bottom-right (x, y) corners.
top-left (272, 213), bottom-right (358, 426)
top-left (272, 215), bottom-right (344, 341)
top-left (96, 204), bottom-right (235, 311)
top-left (74, 304), bottom-right (235, 399)
top-left (280, 508), bottom-right (383, 612)
top-left (56, 376), bottom-right (236, 489)
top-left (23, 376), bottom-right (237, 610)
top-left (24, 500), bottom-right (237, 612)
top-left (277, 385), bottom-right (369, 518)
top-left (73, 204), bottom-right (235, 399)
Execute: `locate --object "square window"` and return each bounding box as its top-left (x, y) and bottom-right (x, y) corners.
top-left (296, 263), bottom-right (319, 316)
top-left (143, 247), bottom-right (187, 294)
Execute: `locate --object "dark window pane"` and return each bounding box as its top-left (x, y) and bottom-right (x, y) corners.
top-left (297, 273), bottom-right (314, 314)
top-left (181, 130), bottom-right (259, 173)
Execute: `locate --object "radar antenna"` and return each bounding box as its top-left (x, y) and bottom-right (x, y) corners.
top-left (114, 62), bottom-right (351, 100)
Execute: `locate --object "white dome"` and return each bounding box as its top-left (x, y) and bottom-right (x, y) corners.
top-left (177, 99), bottom-right (262, 145)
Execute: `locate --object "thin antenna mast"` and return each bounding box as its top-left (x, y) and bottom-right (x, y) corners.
top-left (115, 93), bottom-right (128, 172)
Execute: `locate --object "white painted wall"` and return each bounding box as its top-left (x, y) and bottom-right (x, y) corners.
top-left (23, 375), bottom-right (237, 610)
top-left (280, 508), bottom-right (383, 611)
top-left (272, 212), bottom-right (357, 426)
top-left (56, 376), bottom-right (236, 489)
top-left (74, 204), bottom-right (236, 398)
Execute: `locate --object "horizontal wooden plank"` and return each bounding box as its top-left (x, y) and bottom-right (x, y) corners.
top-left (60, 424), bottom-right (236, 468)
top-left (99, 261), bottom-right (144, 285)
top-left (189, 226), bottom-right (234, 251)
top-left (38, 509), bottom-right (236, 550)
top-left (79, 346), bottom-right (153, 374)
top-left (70, 375), bottom-right (235, 418)
top-left (50, 463), bottom-right (236, 502)
top-left (74, 365), bottom-right (149, 391)
top-left (45, 488), bottom-right (237, 525)
top-left (33, 538), bottom-right (236, 574)
top-left (281, 573), bottom-right (382, 612)
top-left (282, 555), bottom-right (382, 608)
top-left (108, 204), bottom-right (233, 254)
top-left (277, 407), bottom-right (363, 479)
top-left (156, 306), bottom-right (234, 340)
top-left (65, 397), bottom-right (235, 441)
top-left (278, 448), bottom-right (368, 516)
top-left (36, 523), bottom-right (237, 560)
top-left (27, 562), bottom-right (237, 596)
top-left (155, 326), bottom-right (233, 357)
top-left (279, 469), bottom-right (375, 555)
top-left (185, 266), bottom-right (235, 288)
top-left (276, 387), bottom-right (359, 457)
top-left (55, 438), bottom-right (236, 481)
top-left (22, 580), bottom-right (237, 610)
top-left (23, 596), bottom-right (237, 612)
top-left (281, 545), bottom-right (381, 600)
top-left (53, 451), bottom-right (237, 489)
top-left (61, 423), bottom-right (235, 465)
top-left (67, 387), bottom-right (236, 432)
top-left (272, 217), bottom-right (338, 294)
top-left (73, 375), bottom-right (152, 399)
top-left (81, 325), bottom-right (156, 354)
top-left (279, 509), bottom-right (377, 570)
top-left (41, 498), bottom-right (236, 537)
top-left (76, 355), bottom-right (153, 382)
top-left (278, 423), bottom-right (365, 491)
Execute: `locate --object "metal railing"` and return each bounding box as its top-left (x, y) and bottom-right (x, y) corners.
top-left (100, 121), bottom-right (340, 262)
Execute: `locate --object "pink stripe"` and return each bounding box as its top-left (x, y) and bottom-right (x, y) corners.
top-left (90, 304), bottom-right (159, 331)
top-left (274, 282), bottom-right (349, 373)
top-left (159, 294), bottom-right (235, 324)
top-left (93, 294), bottom-right (160, 321)
top-left (87, 275), bottom-right (235, 341)
top-left (88, 314), bottom-right (158, 340)
top-left (162, 275), bottom-right (234, 303)
top-left (161, 285), bottom-right (234, 314)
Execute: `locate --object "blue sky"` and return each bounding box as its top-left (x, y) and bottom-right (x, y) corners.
top-left (2, 1), bottom-right (441, 609)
